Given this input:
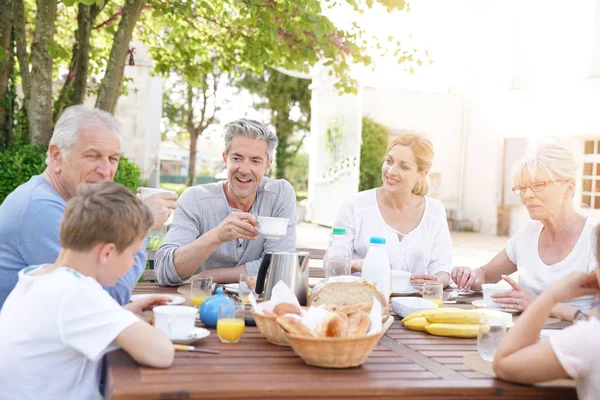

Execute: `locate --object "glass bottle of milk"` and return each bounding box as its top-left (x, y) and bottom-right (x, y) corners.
top-left (361, 237), bottom-right (391, 300)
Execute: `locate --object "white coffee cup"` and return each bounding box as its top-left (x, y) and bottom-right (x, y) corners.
top-left (391, 270), bottom-right (412, 292)
top-left (140, 187), bottom-right (177, 201)
top-left (153, 306), bottom-right (197, 339)
top-left (482, 283), bottom-right (507, 306)
top-left (257, 216), bottom-right (289, 240)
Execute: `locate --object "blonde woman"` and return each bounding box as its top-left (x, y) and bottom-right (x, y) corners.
top-left (332, 134), bottom-right (453, 287)
top-left (493, 239), bottom-right (600, 399)
top-left (452, 142), bottom-right (598, 320)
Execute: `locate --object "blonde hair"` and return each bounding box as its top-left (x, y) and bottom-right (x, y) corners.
top-left (60, 182), bottom-right (153, 253)
top-left (386, 134), bottom-right (434, 195)
top-left (513, 142), bottom-right (577, 186)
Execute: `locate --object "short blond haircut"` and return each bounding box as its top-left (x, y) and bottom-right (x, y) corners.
top-left (60, 182), bottom-right (153, 253)
top-left (513, 142), bottom-right (577, 186)
top-left (386, 134), bottom-right (434, 195)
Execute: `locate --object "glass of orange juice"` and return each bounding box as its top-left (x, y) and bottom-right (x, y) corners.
top-left (422, 282), bottom-right (443, 307)
top-left (217, 303), bottom-right (245, 343)
top-left (239, 273), bottom-right (257, 304)
top-left (190, 275), bottom-right (212, 307)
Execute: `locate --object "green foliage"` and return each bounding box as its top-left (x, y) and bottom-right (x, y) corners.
top-left (286, 151), bottom-right (309, 193)
top-left (114, 155), bottom-right (146, 193)
top-left (159, 182), bottom-right (187, 197)
top-left (359, 116), bottom-right (389, 191)
top-left (235, 68), bottom-right (311, 180)
top-left (0, 145), bottom-right (47, 203)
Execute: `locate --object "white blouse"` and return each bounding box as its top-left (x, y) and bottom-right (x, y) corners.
top-left (505, 217), bottom-right (598, 312)
top-left (332, 189), bottom-right (453, 276)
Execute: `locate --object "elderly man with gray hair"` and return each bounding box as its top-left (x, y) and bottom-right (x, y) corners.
top-left (154, 119), bottom-right (297, 285)
top-left (0, 105), bottom-right (177, 308)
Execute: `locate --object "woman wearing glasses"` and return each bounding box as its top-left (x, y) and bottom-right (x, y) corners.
top-left (452, 142), bottom-right (598, 321)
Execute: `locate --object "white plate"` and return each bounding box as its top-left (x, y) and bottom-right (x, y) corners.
top-left (471, 299), bottom-right (520, 314)
top-left (223, 283), bottom-right (239, 294)
top-left (391, 297), bottom-right (437, 318)
top-left (171, 328), bottom-right (210, 345)
top-left (130, 294), bottom-right (185, 305)
top-left (391, 286), bottom-right (419, 296)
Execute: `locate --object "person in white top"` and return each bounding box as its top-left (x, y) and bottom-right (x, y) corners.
top-left (332, 133), bottom-right (453, 287)
top-left (452, 142), bottom-right (598, 320)
top-left (493, 264), bottom-right (600, 400)
top-left (0, 182), bottom-right (175, 400)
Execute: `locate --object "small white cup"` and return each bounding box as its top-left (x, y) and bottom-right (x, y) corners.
top-left (140, 187), bottom-right (177, 201)
top-left (391, 270), bottom-right (412, 292)
top-left (257, 216), bottom-right (289, 239)
top-left (482, 283), bottom-right (507, 306)
top-left (153, 306), bottom-right (197, 339)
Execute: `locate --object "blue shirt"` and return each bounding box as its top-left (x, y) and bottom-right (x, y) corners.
top-left (0, 175), bottom-right (147, 308)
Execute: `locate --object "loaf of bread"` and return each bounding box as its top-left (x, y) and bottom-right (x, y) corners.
top-left (277, 316), bottom-right (315, 337)
top-left (315, 312), bottom-right (348, 338)
top-left (348, 311), bottom-right (371, 337)
top-left (309, 277), bottom-right (388, 316)
top-left (273, 302), bottom-right (302, 317)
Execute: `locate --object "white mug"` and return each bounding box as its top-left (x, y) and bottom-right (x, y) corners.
top-left (140, 187), bottom-right (177, 201)
top-left (153, 306), bottom-right (197, 339)
top-left (257, 216), bottom-right (289, 240)
top-left (482, 283), bottom-right (507, 306)
top-left (391, 270), bottom-right (412, 292)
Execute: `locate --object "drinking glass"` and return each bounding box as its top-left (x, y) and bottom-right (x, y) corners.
top-left (239, 273), bottom-right (257, 303)
top-left (477, 317), bottom-right (507, 362)
top-left (422, 282), bottom-right (443, 307)
top-left (190, 275), bottom-right (212, 307)
top-left (217, 303), bottom-right (245, 343)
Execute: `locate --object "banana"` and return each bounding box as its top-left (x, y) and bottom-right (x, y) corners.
top-left (426, 310), bottom-right (482, 324)
top-left (402, 317), bottom-right (429, 331)
top-left (401, 307), bottom-right (463, 323)
top-left (425, 323), bottom-right (479, 338)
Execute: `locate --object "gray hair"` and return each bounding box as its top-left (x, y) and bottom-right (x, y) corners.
top-left (513, 141), bottom-right (577, 186)
top-left (224, 119), bottom-right (278, 162)
top-left (45, 105), bottom-right (122, 166)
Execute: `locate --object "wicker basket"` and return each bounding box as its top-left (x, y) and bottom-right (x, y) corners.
top-left (251, 310), bottom-right (290, 346)
top-left (284, 331), bottom-right (383, 368)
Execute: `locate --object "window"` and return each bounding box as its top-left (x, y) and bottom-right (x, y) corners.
top-left (581, 140), bottom-right (600, 208)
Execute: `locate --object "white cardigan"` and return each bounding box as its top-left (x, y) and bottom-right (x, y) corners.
top-left (332, 189), bottom-right (453, 276)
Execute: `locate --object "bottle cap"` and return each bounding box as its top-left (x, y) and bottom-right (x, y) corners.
top-left (369, 236), bottom-right (386, 245)
top-left (332, 228), bottom-right (346, 235)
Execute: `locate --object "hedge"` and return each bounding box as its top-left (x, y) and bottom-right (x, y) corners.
top-left (359, 117), bottom-right (390, 191)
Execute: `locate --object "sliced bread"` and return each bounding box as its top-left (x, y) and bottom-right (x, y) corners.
top-left (308, 276), bottom-right (389, 316)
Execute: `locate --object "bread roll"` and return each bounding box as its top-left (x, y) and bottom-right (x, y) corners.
top-left (273, 302), bottom-right (302, 317)
top-left (339, 303), bottom-right (372, 315)
top-left (309, 277), bottom-right (389, 316)
top-left (348, 311), bottom-right (371, 337)
top-left (263, 309), bottom-right (278, 318)
top-left (277, 316), bottom-right (315, 337)
top-left (316, 312), bottom-right (348, 338)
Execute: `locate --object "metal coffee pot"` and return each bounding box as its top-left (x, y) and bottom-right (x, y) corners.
top-left (254, 252), bottom-right (309, 306)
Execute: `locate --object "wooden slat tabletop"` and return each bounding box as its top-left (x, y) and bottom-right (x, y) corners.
top-left (106, 284), bottom-right (577, 399)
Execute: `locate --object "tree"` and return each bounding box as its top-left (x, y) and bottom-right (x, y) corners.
top-left (162, 70), bottom-right (220, 187)
top-left (235, 68), bottom-right (311, 180)
top-left (0, 0), bottom-right (12, 139)
top-left (359, 116), bottom-right (389, 191)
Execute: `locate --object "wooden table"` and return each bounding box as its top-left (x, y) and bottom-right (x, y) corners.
top-left (105, 284), bottom-right (577, 399)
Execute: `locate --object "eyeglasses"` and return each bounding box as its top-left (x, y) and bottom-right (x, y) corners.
top-left (512, 180), bottom-right (569, 195)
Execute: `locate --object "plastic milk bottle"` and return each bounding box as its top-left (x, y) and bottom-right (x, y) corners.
top-left (361, 236), bottom-right (391, 300)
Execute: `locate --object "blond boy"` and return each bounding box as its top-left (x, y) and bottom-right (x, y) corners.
top-left (0, 182), bottom-right (174, 399)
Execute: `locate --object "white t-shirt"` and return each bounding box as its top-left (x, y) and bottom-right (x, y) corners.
top-left (0, 265), bottom-right (140, 400)
top-left (331, 189), bottom-right (453, 275)
top-left (550, 318), bottom-right (600, 400)
top-left (505, 218), bottom-right (598, 312)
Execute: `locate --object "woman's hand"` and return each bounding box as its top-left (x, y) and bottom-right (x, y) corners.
top-left (410, 274), bottom-right (439, 286)
top-left (545, 271), bottom-right (599, 304)
top-left (451, 266), bottom-right (478, 289)
top-left (490, 275), bottom-right (536, 312)
top-left (124, 295), bottom-right (172, 315)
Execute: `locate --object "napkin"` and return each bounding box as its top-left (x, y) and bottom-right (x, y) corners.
top-left (367, 296), bottom-right (382, 335)
top-left (249, 281), bottom-right (302, 315)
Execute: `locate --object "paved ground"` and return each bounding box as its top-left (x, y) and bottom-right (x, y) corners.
top-left (296, 222), bottom-right (507, 268)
